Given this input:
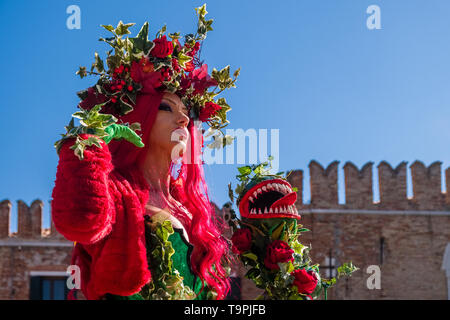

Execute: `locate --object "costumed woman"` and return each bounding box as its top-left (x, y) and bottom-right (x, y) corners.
top-left (51, 5), bottom-right (239, 300)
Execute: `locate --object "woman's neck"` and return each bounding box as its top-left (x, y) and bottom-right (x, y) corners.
top-left (138, 146), bottom-right (172, 200)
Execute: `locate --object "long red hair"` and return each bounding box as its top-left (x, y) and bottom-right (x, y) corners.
top-left (106, 90), bottom-right (231, 299)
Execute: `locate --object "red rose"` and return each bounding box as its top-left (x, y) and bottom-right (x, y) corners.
top-left (264, 240), bottom-right (294, 270)
top-left (291, 269), bottom-right (318, 295)
top-left (231, 228), bottom-right (252, 254)
top-left (199, 101), bottom-right (221, 122)
top-left (151, 35), bottom-right (174, 58)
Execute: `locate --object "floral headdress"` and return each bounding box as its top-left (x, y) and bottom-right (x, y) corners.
top-left (55, 4), bottom-right (239, 157)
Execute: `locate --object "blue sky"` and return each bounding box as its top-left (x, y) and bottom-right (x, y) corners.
top-left (0, 0), bottom-right (449, 231)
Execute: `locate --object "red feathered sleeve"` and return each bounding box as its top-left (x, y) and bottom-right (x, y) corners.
top-left (51, 134), bottom-right (116, 245)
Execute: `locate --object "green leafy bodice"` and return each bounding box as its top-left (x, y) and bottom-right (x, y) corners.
top-left (104, 218), bottom-right (208, 300)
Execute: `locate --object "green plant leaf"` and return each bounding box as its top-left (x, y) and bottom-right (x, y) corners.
top-left (114, 20), bottom-right (135, 36)
top-left (129, 21), bottom-right (155, 55)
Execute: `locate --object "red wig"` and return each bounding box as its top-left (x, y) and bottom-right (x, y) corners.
top-left (105, 90), bottom-right (231, 299)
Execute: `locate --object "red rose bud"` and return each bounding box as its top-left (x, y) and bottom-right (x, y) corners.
top-left (264, 240), bottom-right (294, 270)
top-left (291, 269), bottom-right (318, 295)
top-left (111, 97), bottom-right (117, 103)
top-left (127, 85), bottom-right (133, 91)
top-left (151, 35), bottom-right (174, 58)
top-left (231, 229), bottom-right (252, 254)
top-left (121, 80), bottom-right (125, 85)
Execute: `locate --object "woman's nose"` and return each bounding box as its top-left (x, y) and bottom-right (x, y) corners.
top-left (177, 111), bottom-right (189, 127)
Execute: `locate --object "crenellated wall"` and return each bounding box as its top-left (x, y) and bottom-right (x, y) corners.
top-left (284, 160), bottom-right (450, 300)
top-left (285, 160), bottom-right (449, 211)
top-left (0, 199), bottom-right (65, 240)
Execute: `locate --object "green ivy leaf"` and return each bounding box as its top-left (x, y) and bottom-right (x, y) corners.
top-left (101, 24), bottom-right (115, 33)
top-left (114, 20), bottom-right (135, 36)
top-left (129, 21), bottom-right (155, 56)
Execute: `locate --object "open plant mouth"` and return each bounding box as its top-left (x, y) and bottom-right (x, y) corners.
top-left (239, 179), bottom-right (300, 219)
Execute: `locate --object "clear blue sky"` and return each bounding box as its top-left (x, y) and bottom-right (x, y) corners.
top-left (1, 0), bottom-right (449, 231)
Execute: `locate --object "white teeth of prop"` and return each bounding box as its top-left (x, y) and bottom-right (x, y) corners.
top-left (275, 184), bottom-right (280, 192)
top-left (269, 207), bottom-right (273, 213)
top-left (259, 208), bottom-right (262, 214)
top-left (253, 191), bottom-right (258, 198)
top-left (264, 207), bottom-right (268, 214)
top-left (249, 196), bottom-right (254, 203)
top-left (267, 183), bottom-right (273, 190)
top-left (275, 207), bottom-right (279, 214)
top-left (262, 186), bottom-right (267, 192)
top-left (257, 188), bottom-right (262, 194)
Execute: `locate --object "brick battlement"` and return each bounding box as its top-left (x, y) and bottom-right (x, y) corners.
top-left (0, 199), bottom-right (64, 240)
top-left (1, 159), bottom-right (448, 240)
top-left (286, 160), bottom-right (449, 211)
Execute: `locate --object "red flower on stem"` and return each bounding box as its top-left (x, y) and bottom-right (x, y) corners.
top-left (151, 35), bottom-right (174, 58)
top-left (264, 240), bottom-right (294, 270)
top-left (291, 269), bottom-right (318, 296)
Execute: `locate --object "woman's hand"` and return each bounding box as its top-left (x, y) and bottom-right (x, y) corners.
top-left (102, 124), bottom-right (145, 147)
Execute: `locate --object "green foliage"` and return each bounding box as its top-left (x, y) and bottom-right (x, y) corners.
top-left (129, 21), bottom-right (155, 56)
top-left (54, 102), bottom-right (144, 160)
top-left (140, 220), bottom-right (196, 300)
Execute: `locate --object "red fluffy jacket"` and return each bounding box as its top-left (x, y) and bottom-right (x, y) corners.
top-left (51, 134), bottom-right (152, 300)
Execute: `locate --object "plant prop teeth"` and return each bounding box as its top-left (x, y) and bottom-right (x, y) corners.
top-left (239, 178), bottom-right (299, 219)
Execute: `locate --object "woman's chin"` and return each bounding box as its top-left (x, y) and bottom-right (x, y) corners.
top-left (170, 141), bottom-right (187, 161)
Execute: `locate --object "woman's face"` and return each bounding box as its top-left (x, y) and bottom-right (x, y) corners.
top-left (147, 92), bottom-right (190, 159)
